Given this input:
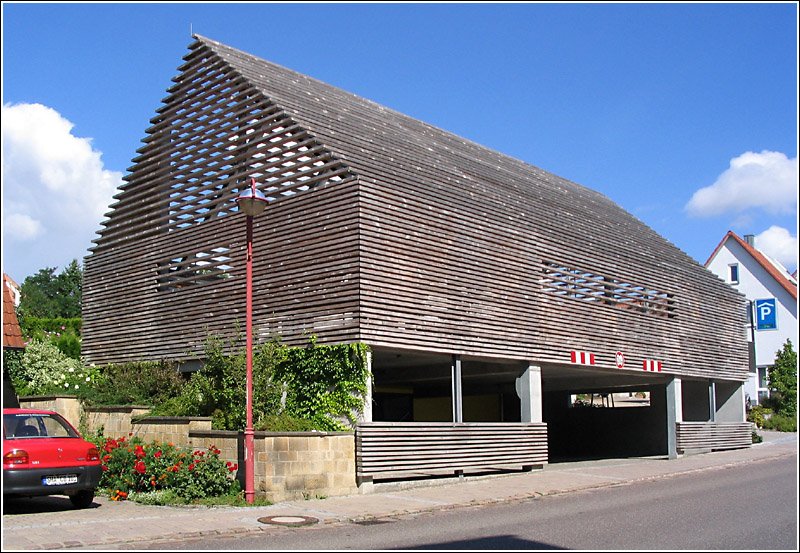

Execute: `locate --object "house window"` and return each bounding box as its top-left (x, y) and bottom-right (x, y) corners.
top-left (728, 264), bottom-right (739, 284)
top-left (758, 366), bottom-right (769, 389)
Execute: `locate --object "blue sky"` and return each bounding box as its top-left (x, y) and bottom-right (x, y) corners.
top-left (2, 2), bottom-right (798, 285)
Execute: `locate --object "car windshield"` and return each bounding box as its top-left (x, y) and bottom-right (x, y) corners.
top-left (3, 413), bottom-right (79, 439)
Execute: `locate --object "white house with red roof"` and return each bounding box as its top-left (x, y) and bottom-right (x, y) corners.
top-left (705, 231), bottom-right (798, 405)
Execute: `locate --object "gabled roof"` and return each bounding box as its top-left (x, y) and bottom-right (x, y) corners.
top-left (3, 274), bottom-right (25, 350)
top-left (705, 231), bottom-right (797, 301)
top-left (190, 35), bottom-right (704, 273)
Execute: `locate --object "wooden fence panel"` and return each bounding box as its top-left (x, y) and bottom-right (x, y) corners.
top-left (356, 422), bottom-right (547, 482)
top-left (676, 421), bottom-right (753, 452)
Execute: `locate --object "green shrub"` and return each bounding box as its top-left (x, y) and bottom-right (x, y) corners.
top-left (762, 413), bottom-right (797, 433)
top-left (147, 393), bottom-right (200, 418)
top-left (19, 317), bottom-right (82, 360)
top-left (751, 430), bottom-right (763, 444)
top-left (171, 445), bottom-right (240, 500)
top-left (255, 413), bottom-right (317, 432)
top-left (163, 336), bottom-right (287, 431)
top-left (2, 349), bottom-right (24, 390)
top-left (88, 361), bottom-right (186, 407)
top-left (8, 339), bottom-right (99, 397)
top-left (126, 489), bottom-right (185, 505)
top-left (93, 434), bottom-right (239, 501)
top-left (114, 334), bottom-right (370, 434)
top-left (747, 405), bottom-right (772, 429)
top-left (768, 340), bottom-right (797, 419)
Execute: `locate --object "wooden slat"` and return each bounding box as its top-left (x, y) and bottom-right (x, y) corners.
top-left (355, 422), bottom-right (547, 481)
top-left (676, 422), bottom-right (753, 452)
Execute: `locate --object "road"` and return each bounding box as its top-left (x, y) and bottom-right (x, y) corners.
top-left (127, 455), bottom-right (797, 550)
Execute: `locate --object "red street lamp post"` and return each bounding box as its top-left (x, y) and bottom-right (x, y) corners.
top-left (235, 177), bottom-right (268, 504)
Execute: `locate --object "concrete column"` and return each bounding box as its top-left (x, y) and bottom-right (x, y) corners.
top-left (741, 382), bottom-right (748, 419)
top-left (666, 377), bottom-right (681, 459)
top-left (516, 364), bottom-right (543, 423)
top-left (715, 380), bottom-right (746, 422)
top-left (451, 355), bottom-right (463, 423)
top-left (709, 380), bottom-right (717, 422)
top-left (359, 350), bottom-right (373, 423)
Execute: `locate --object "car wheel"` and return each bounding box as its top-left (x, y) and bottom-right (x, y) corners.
top-left (69, 489), bottom-right (95, 509)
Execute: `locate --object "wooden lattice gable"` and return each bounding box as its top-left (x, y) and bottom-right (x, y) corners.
top-left (192, 35), bottom-right (708, 285)
top-left (92, 37), bottom-right (356, 251)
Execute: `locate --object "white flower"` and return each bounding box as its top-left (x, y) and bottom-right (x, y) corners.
top-left (85, 376), bottom-right (91, 382)
top-left (68, 367), bottom-right (75, 373)
top-left (74, 384), bottom-right (79, 390)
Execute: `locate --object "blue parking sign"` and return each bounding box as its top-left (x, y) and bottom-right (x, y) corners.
top-left (755, 299), bottom-right (777, 330)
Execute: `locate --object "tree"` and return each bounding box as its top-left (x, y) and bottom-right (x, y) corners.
top-left (18, 260), bottom-right (83, 319)
top-left (767, 339), bottom-right (797, 418)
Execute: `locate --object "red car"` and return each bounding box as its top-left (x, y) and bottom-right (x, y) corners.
top-left (3, 408), bottom-right (102, 508)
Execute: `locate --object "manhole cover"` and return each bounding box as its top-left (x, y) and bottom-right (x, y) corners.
top-left (257, 515), bottom-right (319, 527)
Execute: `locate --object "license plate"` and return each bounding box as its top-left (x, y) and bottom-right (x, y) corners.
top-left (43, 474), bottom-right (78, 486)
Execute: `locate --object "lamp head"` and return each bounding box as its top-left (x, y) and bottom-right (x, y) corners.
top-left (236, 178), bottom-right (268, 217)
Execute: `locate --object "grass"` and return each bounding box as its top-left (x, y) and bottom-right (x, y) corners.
top-left (110, 489), bottom-right (273, 507)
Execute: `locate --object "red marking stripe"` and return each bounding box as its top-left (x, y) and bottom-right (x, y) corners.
top-left (643, 359), bottom-right (662, 372)
top-left (570, 351), bottom-right (596, 365)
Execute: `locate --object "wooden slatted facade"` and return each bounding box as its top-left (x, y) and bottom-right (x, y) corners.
top-left (356, 422), bottom-right (548, 482)
top-left (83, 35), bottom-right (749, 387)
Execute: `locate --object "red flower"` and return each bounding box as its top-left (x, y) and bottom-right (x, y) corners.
top-left (188, 463), bottom-right (195, 471)
top-left (134, 461), bottom-right (146, 474)
top-left (134, 445), bottom-right (146, 459)
top-left (154, 450), bottom-right (162, 459)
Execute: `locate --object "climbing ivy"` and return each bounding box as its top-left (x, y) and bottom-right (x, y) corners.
top-left (276, 336), bottom-right (371, 431)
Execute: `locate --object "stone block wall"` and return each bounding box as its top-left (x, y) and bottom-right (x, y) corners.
top-left (258, 432), bottom-right (357, 501)
top-left (18, 396), bottom-right (359, 502)
top-left (16, 396), bottom-right (83, 429)
top-left (84, 405), bottom-right (155, 437)
top-left (127, 416), bottom-right (213, 445)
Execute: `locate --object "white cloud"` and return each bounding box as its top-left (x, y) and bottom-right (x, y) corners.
top-left (3, 213), bottom-right (43, 241)
top-left (2, 102), bottom-right (122, 279)
top-left (755, 225), bottom-right (798, 272)
top-left (685, 151), bottom-right (798, 217)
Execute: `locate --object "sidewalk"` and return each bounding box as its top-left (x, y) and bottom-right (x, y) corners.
top-left (2, 431), bottom-right (796, 550)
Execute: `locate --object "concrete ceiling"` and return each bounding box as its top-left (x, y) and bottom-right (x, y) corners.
top-left (371, 347), bottom-right (669, 393)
